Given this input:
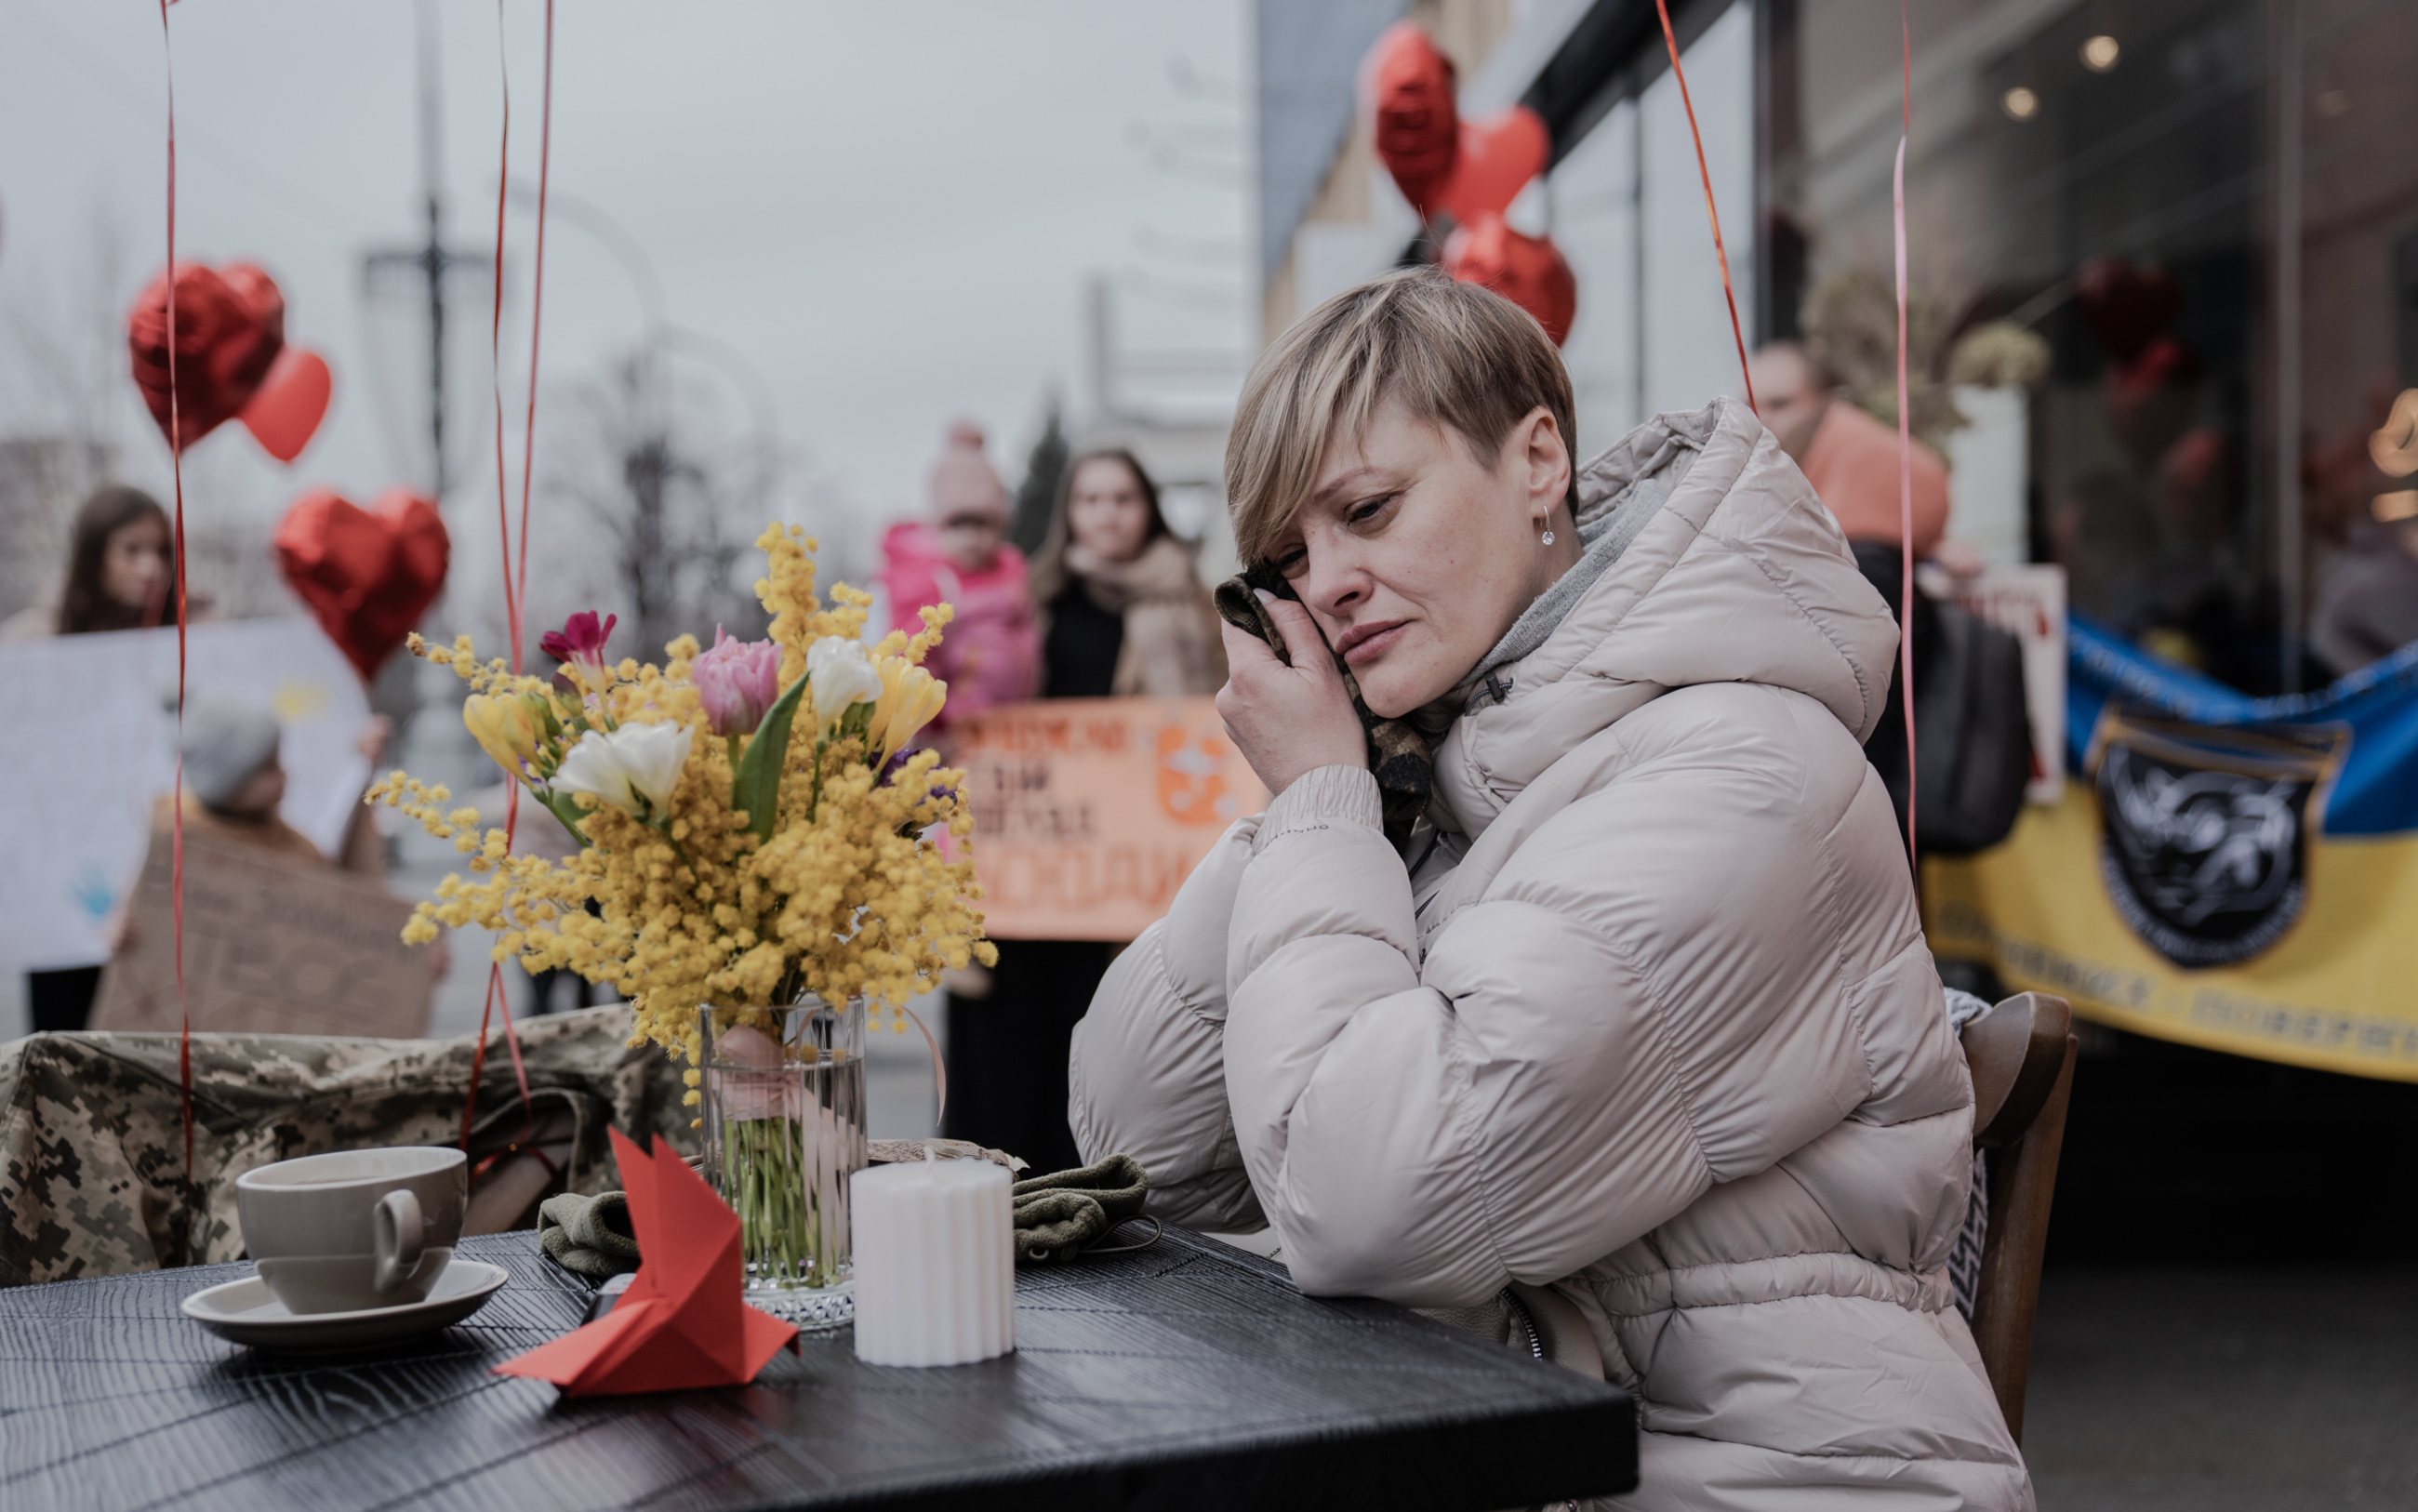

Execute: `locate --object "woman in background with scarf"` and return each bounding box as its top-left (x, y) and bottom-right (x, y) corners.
top-left (943, 447), bottom-right (1223, 1171)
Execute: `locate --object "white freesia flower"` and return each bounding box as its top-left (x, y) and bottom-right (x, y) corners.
top-left (806, 635), bottom-right (884, 726)
top-left (552, 722), bottom-right (694, 815)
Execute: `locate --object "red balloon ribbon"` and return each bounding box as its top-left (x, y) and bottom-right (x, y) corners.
top-left (153, 0), bottom-right (195, 1267)
top-left (1652, 0), bottom-right (1756, 413)
top-left (460, 0), bottom-right (557, 1154)
top-left (1893, 0), bottom-right (1917, 872)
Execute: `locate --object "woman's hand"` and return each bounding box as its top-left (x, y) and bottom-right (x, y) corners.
top-left (1216, 591), bottom-right (1366, 796)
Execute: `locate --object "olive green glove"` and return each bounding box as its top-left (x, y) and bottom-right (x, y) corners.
top-left (1012, 1154), bottom-right (1150, 1264)
top-left (537, 1189), bottom-right (642, 1280)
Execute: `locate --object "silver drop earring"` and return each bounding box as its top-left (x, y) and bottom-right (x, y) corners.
top-left (1541, 527), bottom-right (1556, 546)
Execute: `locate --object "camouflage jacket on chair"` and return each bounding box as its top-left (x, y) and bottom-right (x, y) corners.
top-left (0, 1006), bottom-right (692, 1287)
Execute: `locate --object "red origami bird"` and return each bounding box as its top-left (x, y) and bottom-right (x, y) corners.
top-left (495, 1129), bottom-right (796, 1395)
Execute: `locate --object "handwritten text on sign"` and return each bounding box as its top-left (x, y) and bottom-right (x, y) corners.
top-left (952, 697), bottom-right (1269, 941)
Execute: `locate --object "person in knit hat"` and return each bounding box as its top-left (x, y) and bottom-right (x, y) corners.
top-left (76, 694), bottom-right (407, 1031)
top-left (147, 694), bottom-right (392, 871)
top-left (877, 420), bottom-right (1041, 733)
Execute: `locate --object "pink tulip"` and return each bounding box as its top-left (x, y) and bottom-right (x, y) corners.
top-left (694, 627), bottom-right (786, 737)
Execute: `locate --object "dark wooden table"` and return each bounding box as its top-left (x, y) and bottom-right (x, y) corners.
top-left (0, 1227), bottom-right (1635, 1511)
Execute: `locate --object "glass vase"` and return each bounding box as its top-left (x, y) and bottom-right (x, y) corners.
top-left (698, 997), bottom-right (866, 1330)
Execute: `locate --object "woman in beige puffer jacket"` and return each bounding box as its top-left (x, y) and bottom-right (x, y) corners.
top-left (1070, 392), bottom-right (2032, 1509)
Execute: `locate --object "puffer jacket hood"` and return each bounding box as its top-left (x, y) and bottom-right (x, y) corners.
top-left (1433, 397), bottom-right (1896, 839)
top-left (1070, 400), bottom-right (2031, 1511)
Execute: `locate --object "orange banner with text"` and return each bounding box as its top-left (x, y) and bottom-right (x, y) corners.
top-left (951, 696), bottom-right (1269, 941)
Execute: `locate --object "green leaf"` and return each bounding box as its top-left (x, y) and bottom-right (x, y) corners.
top-left (733, 670), bottom-right (810, 842)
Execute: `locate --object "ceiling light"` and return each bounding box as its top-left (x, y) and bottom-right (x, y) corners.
top-left (2002, 86), bottom-right (2040, 121)
top-left (2081, 34), bottom-right (2120, 71)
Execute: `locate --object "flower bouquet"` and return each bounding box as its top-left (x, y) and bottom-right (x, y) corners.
top-left (376, 524), bottom-right (993, 1310)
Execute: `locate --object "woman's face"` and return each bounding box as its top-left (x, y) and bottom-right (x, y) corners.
top-left (1269, 401), bottom-right (1574, 719)
top-left (101, 515), bottom-right (171, 613)
top-left (1067, 458), bottom-right (1152, 564)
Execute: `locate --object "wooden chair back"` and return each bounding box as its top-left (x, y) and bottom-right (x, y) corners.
top-left (1958, 990), bottom-right (2079, 1445)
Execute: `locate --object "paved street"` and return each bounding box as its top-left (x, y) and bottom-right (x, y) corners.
top-left (2023, 1029), bottom-right (2418, 1509)
top-left (2027, 1267), bottom-right (2418, 1510)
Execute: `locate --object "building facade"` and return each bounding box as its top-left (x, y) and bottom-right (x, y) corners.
top-left (1256, 0), bottom-right (2418, 696)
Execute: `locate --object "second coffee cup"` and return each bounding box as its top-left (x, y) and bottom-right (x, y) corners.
top-left (236, 1147), bottom-right (467, 1314)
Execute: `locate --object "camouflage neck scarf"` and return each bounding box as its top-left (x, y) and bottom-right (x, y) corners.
top-left (1213, 562), bottom-right (1435, 850)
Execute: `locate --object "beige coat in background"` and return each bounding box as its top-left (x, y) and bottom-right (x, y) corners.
top-left (1070, 399), bottom-right (2031, 1510)
top-left (1058, 536), bottom-right (1228, 698)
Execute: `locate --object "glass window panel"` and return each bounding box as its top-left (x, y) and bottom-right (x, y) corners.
top-left (1761, 0), bottom-right (2418, 692)
top-left (1552, 99), bottom-right (1644, 452)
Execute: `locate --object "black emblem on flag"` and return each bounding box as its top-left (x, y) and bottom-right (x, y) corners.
top-left (2090, 711), bottom-right (2347, 969)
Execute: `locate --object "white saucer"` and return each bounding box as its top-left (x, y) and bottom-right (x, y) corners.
top-left (180, 1260), bottom-right (510, 1352)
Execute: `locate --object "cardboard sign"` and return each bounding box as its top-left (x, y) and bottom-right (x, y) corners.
top-left (951, 697), bottom-right (1269, 941)
top-left (90, 824), bottom-right (433, 1038)
top-left (1922, 564), bottom-right (2068, 804)
top-left (0, 619), bottom-right (371, 973)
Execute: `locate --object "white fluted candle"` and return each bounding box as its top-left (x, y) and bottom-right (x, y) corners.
top-left (849, 1156), bottom-right (1015, 1366)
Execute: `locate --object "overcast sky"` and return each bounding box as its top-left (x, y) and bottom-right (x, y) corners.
top-left (0, 0), bottom-right (1249, 595)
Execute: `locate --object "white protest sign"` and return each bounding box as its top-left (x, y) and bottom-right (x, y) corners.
top-left (1922, 564), bottom-right (2068, 804)
top-left (0, 619), bottom-right (372, 972)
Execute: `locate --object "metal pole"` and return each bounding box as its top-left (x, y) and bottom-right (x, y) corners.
top-left (416, 0), bottom-right (448, 503)
top-left (2274, 0), bottom-right (2304, 694)
top-left (1088, 273), bottom-right (1121, 423)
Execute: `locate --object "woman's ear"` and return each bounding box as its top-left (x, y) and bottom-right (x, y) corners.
top-left (1513, 406), bottom-right (1572, 520)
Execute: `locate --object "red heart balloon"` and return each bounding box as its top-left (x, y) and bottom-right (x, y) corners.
top-left (1364, 22), bottom-right (1459, 219)
top-left (240, 345), bottom-right (333, 463)
top-left (1436, 106), bottom-right (1548, 227)
top-left (272, 486), bottom-right (451, 683)
top-left (127, 262), bottom-right (283, 452)
top-left (126, 260), bottom-right (329, 461)
top-left (1443, 216), bottom-right (1577, 346)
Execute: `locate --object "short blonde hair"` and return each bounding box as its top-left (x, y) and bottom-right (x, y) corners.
top-left (1225, 266), bottom-right (1575, 564)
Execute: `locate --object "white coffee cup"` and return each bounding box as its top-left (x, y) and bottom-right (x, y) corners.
top-left (236, 1147), bottom-right (467, 1314)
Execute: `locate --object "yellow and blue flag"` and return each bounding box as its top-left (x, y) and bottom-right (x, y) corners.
top-left (1926, 618), bottom-right (2418, 1081)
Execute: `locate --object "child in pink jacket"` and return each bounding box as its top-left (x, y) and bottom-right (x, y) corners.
top-left (877, 421), bottom-right (1040, 732)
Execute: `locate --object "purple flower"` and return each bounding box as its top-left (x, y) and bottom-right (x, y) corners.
top-left (692, 626), bottom-right (784, 737)
top-left (540, 611), bottom-right (617, 674)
